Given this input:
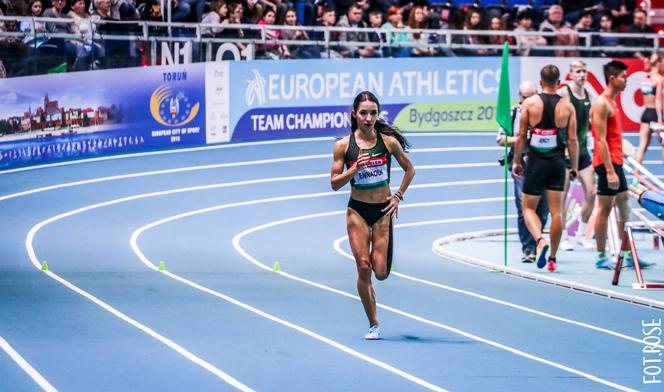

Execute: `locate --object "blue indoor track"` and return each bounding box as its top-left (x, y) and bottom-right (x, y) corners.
top-left (1, 133), bottom-right (663, 392)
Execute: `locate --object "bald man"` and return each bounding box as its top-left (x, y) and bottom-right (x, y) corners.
top-left (513, 65), bottom-right (579, 272)
top-left (497, 81), bottom-right (548, 263)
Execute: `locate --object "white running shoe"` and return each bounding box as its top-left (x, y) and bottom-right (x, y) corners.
top-left (577, 237), bottom-right (595, 250)
top-left (365, 324), bottom-right (381, 340)
top-left (560, 239), bottom-right (576, 251)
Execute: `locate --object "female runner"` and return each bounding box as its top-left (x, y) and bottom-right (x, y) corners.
top-left (331, 91), bottom-right (415, 340)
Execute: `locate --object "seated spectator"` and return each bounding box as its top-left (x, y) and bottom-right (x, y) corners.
top-left (88, 0), bottom-right (139, 20)
top-left (430, 4), bottom-right (451, 30)
top-left (367, 9), bottom-right (384, 56)
top-left (20, 0), bottom-right (47, 47)
top-left (311, 6), bottom-right (341, 58)
top-left (161, 0), bottom-right (191, 22)
top-left (599, 0), bottom-right (629, 30)
top-left (539, 5), bottom-right (579, 57)
top-left (68, 0), bottom-right (105, 67)
top-left (592, 12), bottom-right (620, 57)
top-left (291, 0), bottom-right (315, 27)
top-left (336, 3), bottom-right (375, 58)
top-left (381, 5), bottom-right (409, 57)
top-left (219, 1), bottom-right (246, 52)
top-left (406, 5), bottom-right (434, 57)
top-left (487, 16), bottom-right (509, 55)
top-left (560, 0), bottom-right (595, 25)
top-left (92, 0), bottom-right (138, 68)
top-left (201, 0), bottom-right (228, 37)
top-left (43, 0), bottom-right (93, 70)
top-left (244, 0), bottom-right (266, 23)
top-left (282, 7), bottom-right (320, 58)
top-left (575, 10), bottom-right (593, 33)
top-left (575, 10), bottom-right (593, 55)
top-left (623, 8), bottom-right (655, 60)
top-left (454, 8), bottom-right (486, 56)
top-left (0, 4), bottom-right (31, 77)
top-left (256, 8), bottom-right (284, 59)
top-left (513, 10), bottom-right (546, 57)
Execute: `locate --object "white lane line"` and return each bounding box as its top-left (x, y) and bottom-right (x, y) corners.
top-left (0, 336), bottom-right (58, 392)
top-left (41, 270), bottom-right (254, 391)
top-left (123, 186), bottom-right (634, 391)
top-left (229, 212), bottom-right (636, 392)
top-left (26, 217), bottom-right (256, 390)
top-left (0, 144), bottom-right (498, 202)
top-left (0, 155), bottom-right (328, 202)
top-left (431, 229), bottom-right (664, 311)
top-left (26, 176), bottom-right (494, 390)
top-left (0, 133), bottom-right (495, 175)
top-left (331, 231), bottom-right (664, 350)
top-left (129, 250), bottom-right (448, 392)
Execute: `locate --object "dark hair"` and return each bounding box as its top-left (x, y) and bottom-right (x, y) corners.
top-left (633, 8), bottom-right (647, 17)
top-left (540, 64), bottom-right (560, 87)
top-left (261, 6), bottom-right (275, 18)
top-left (351, 91), bottom-right (410, 151)
top-left (603, 60), bottom-right (627, 84)
top-left (600, 12), bottom-right (613, 22)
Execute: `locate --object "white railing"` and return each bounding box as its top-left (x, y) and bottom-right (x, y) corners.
top-left (0, 15), bottom-right (660, 69)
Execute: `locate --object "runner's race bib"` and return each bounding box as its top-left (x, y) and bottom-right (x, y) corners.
top-left (530, 128), bottom-right (558, 153)
top-left (641, 81), bottom-right (654, 95)
top-left (352, 156), bottom-right (389, 188)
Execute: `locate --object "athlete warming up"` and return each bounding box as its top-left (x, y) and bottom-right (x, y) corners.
top-left (330, 91), bottom-right (415, 340)
top-left (557, 60), bottom-right (596, 250)
top-left (591, 61), bottom-right (654, 269)
top-left (513, 65), bottom-right (579, 272)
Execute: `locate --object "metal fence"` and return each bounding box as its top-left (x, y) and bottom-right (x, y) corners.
top-left (0, 15), bottom-right (659, 76)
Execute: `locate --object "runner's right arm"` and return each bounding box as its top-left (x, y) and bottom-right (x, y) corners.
top-left (512, 98), bottom-right (531, 177)
top-left (331, 138), bottom-right (369, 191)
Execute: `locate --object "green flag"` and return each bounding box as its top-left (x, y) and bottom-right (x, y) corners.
top-left (47, 62), bottom-right (68, 74)
top-left (496, 42), bottom-right (512, 136)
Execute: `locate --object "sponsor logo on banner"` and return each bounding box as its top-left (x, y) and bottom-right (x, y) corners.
top-left (520, 57), bottom-right (642, 131)
top-left (149, 84), bottom-right (200, 127)
top-left (246, 69), bottom-right (267, 107)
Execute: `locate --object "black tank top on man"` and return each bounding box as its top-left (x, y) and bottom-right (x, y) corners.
top-left (528, 93), bottom-right (567, 159)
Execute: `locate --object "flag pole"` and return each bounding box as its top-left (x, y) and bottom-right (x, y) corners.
top-left (496, 42), bottom-right (512, 268)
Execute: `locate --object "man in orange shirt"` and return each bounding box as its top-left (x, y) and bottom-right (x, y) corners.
top-left (591, 60), bottom-right (653, 269)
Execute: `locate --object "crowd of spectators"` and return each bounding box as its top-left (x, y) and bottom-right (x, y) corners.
top-left (0, 0), bottom-right (657, 76)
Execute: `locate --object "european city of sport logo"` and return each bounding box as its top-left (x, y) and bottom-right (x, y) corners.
top-left (149, 85), bottom-right (200, 126)
top-left (245, 69), bottom-right (266, 107)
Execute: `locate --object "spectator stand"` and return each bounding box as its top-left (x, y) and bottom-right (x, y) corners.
top-left (2, 12), bottom-right (664, 76)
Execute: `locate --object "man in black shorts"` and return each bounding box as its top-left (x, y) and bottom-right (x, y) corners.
top-left (513, 64), bottom-right (579, 272)
top-left (557, 60), bottom-right (596, 250)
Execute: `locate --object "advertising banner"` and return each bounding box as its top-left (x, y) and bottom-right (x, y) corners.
top-left (520, 57), bottom-right (643, 132)
top-left (229, 56), bottom-right (520, 141)
top-left (0, 63), bottom-right (209, 168)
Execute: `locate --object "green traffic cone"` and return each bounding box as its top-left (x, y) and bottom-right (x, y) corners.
top-left (158, 261), bottom-right (166, 271)
top-left (273, 261), bottom-right (281, 272)
top-left (41, 261), bottom-right (48, 271)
